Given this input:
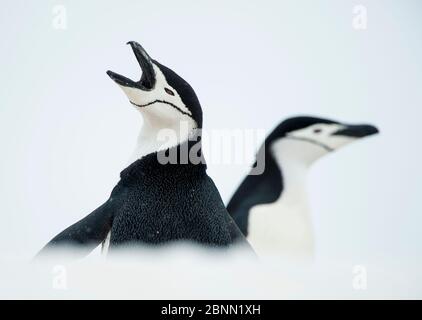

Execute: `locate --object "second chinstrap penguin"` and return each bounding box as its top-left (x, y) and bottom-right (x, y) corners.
top-left (227, 116), bottom-right (379, 258)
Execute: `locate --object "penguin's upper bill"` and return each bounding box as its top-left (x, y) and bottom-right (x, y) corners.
top-left (268, 116), bottom-right (379, 154)
top-left (107, 41), bottom-right (203, 128)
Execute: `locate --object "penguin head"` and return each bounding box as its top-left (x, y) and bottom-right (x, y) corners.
top-left (107, 41), bottom-right (202, 130)
top-left (268, 116), bottom-right (379, 164)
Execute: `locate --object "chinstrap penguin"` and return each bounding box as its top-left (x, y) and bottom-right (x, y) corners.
top-left (38, 41), bottom-right (250, 257)
top-left (227, 116), bottom-right (379, 258)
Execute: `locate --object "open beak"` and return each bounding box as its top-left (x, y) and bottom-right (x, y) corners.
top-left (107, 41), bottom-right (156, 90)
top-left (332, 124), bottom-right (379, 138)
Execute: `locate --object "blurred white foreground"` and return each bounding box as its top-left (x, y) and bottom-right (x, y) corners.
top-left (1, 244), bottom-right (421, 299)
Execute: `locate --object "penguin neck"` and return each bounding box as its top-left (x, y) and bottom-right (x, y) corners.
top-left (129, 112), bottom-right (198, 164)
top-left (120, 133), bottom-right (206, 185)
top-left (270, 139), bottom-right (313, 207)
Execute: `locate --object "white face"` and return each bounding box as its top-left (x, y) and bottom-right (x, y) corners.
top-left (116, 64), bottom-right (196, 130)
top-left (108, 42), bottom-right (201, 160)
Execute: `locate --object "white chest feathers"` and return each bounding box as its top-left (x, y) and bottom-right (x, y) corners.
top-left (247, 139), bottom-right (316, 259)
top-left (247, 194), bottom-right (314, 259)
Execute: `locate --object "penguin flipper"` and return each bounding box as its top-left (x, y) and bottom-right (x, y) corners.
top-left (36, 200), bottom-right (115, 258)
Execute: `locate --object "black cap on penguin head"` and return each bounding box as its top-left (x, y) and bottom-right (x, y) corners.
top-left (265, 116), bottom-right (339, 146)
top-left (153, 60), bottom-right (203, 129)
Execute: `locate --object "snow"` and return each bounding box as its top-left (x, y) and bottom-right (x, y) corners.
top-left (1, 244), bottom-right (421, 299)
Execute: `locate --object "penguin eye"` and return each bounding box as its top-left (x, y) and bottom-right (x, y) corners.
top-left (313, 128), bottom-right (322, 134)
top-left (165, 88), bottom-right (175, 96)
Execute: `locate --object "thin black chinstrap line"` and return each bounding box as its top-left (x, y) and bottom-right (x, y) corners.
top-left (130, 100), bottom-right (193, 119)
top-left (285, 136), bottom-right (334, 152)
